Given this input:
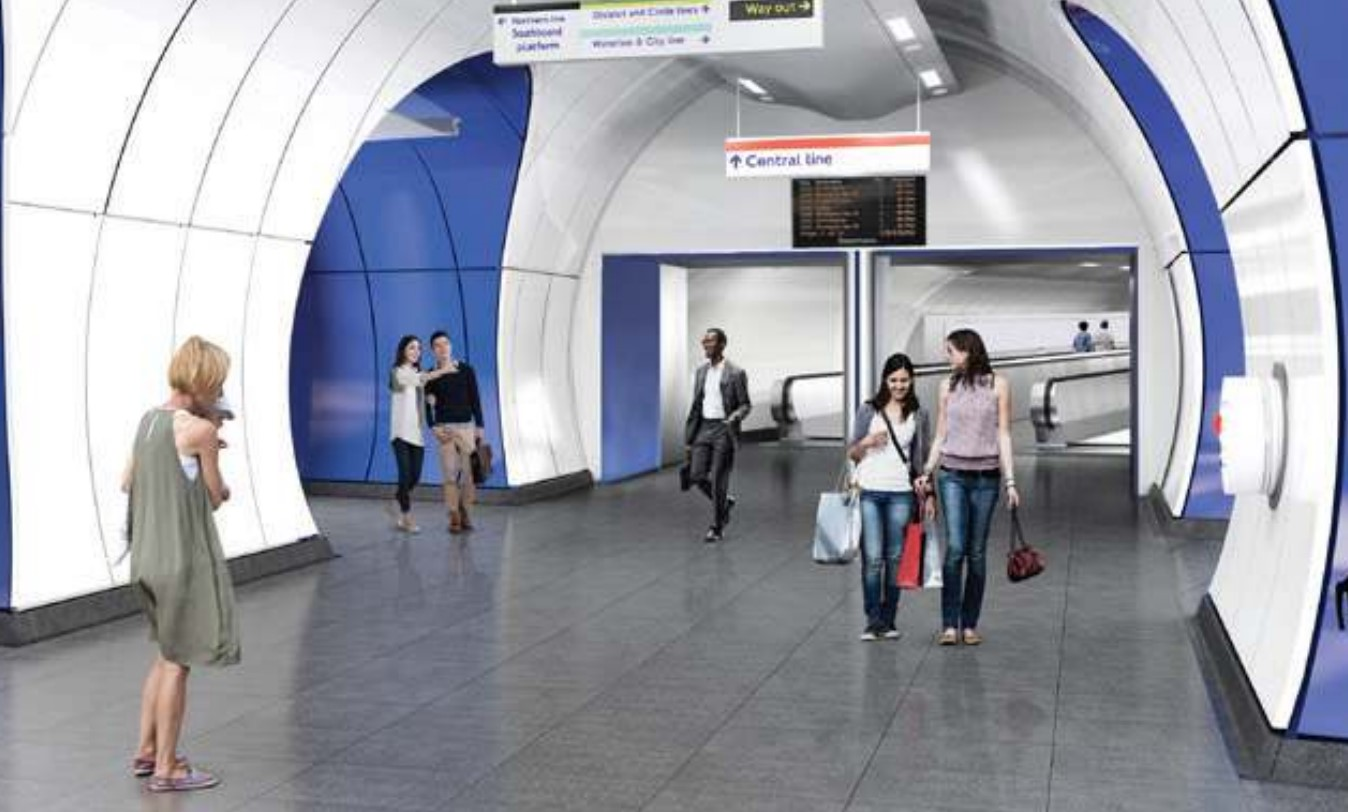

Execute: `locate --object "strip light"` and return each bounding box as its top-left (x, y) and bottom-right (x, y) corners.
top-left (886, 16), bottom-right (917, 42)
top-left (737, 77), bottom-right (767, 96)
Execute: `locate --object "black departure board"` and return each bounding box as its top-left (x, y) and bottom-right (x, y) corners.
top-left (792, 176), bottom-right (926, 248)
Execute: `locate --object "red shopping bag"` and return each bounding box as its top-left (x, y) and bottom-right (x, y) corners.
top-left (896, 519), bottom-right (925, 589)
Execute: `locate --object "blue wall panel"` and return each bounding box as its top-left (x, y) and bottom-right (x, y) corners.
top-left (290, 273), bottom-right (379, 481)
top-left (291, 53), bottom-right (528, 490)
top-left (601, 257), bottom-right (662, 482)
top-left (1271, 2), bottom-right (1348, 136)
top-left (460, 270), bottom-right (508, 488)
top-left (366, 271), bottom-right (468, 485)
top-left (341, 141), bottom-right (457, 272)
top-left (461, 52), bottom-right (531, 137)
top-left (306, 188), bottom-right (366, 273)
top-left (416, 126), bottom-right (518, 270)
top-left (1065, 2), bottom-right (1243, 519)
top-left (1185, 252), bottom-right (1240, 518)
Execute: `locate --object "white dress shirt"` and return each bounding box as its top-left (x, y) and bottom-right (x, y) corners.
top-left (701, 362), bottom-right (727, 419)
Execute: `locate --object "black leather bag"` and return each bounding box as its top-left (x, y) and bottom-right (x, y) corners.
top-left (471, 441), bottom-right (494, 485)
top-left (1007, 508), bottom-right (1046, 583)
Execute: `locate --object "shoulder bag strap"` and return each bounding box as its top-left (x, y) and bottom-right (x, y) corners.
top-left (1009, 507), bottom-right (1026, 551)
top-left (877, 407), bottom-right (910, 467)
top-left (877, 409), bottom-right (923, 510)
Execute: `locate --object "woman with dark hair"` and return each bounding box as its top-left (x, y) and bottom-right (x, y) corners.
top-left (847, 353), bottom-right (933, 641)
top-left (919, 328), bottom-right (1020, 646)
top-left (389, 335), bottom-right (431, 532)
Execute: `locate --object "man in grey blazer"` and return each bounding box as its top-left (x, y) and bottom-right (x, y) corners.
top-left (684, 328), bottom-right (751, 542)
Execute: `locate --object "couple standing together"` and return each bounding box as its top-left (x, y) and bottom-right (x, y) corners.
top-left (847, 329), bottom-right (1022, 645)
top-left (389, 330), bottom-right (486, 534)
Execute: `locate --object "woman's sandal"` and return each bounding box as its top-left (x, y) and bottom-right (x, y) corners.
top-left (132, 754), bottom-right (188, 778)
top-left (147, 768), bottom-right (219, 793)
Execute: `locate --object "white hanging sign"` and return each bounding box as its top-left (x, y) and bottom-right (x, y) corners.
top-left (493, 0), bottom-right (823, 65)
top-left (724, 132), bottom-right (931, 179)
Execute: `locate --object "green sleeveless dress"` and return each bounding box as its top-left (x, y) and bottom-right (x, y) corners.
top-left (129, 409), bottom-right (241, 666)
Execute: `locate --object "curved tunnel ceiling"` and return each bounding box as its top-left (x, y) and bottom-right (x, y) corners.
top-left (697, 0), bottom-right (960, 120)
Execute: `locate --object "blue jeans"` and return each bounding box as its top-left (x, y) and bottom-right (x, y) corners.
top-left (939, 469), bottom-right (1001, 629)
top-left (860, 490), bottom-right (915, 631)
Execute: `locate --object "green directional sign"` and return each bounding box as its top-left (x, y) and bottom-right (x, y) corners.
top-left (729, 0), bottom-right (815, 21)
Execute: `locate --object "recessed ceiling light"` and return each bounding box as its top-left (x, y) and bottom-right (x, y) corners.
top-left (902, 43), bottom-right (923, 53)
top-left (886, 16), bottom-right (917, 42)
top-left (737, 77), bottom-right (767, 96)
top-left (1079, 261), bottom-right (1102, 268)
top-left (1118, 264), bottom-right (1130, 270)
top-left (931, 87), bottom-right (949, 96)
top-left (918, 69), bottom-right (943, 88)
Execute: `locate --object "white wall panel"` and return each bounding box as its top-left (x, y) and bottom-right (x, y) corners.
top-left (263, 0), bottom-right (446, 240)
top-left (1158, 255), bottom-right (1202, 515)
top-left (8, 0), bottom-right (192, 212)
top-left (174, 228), bottom-right (267, 555)
top-left (191, 0), bottom-right (376, 234)
top-left (244, 238), bottom-right (318, 547)
top-left (658, 265), bottom-right (689, 467)
top-left (1236, 0), bottom-right (1306, 132)
top-left (85, 219), bottom-right (185, 588)
top-left (1211, 142), bottom-right (1337, 728)
top-left (108, 0), bottom-right (297, 223)
top-left (4, 0), bottom-right (70, 131)
top-left (499, 270), bottom-right (554, 484)
top-left (542, 276), bottom-right (585, 474)
top-left (5, 205), bottom-right (105, 609)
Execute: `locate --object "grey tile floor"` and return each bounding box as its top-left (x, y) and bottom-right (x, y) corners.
top-left (2, 446), bottom-right (1346, 810)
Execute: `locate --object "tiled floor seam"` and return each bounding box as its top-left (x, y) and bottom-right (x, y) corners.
top-left (839, 610), bottom-right (942, 810)
top-left (296, 536), bottom-right (813, 810)
top-left (1044, 489), bottom-right (1081, 812)
top-left (631, 590), bottom-right (854, 811)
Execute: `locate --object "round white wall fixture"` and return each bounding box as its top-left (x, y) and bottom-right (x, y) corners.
top-left (1218, 363), bottom-right (1288, 507)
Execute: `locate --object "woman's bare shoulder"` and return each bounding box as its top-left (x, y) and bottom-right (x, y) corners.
top-left (172, 410), bottom-right (217, 451)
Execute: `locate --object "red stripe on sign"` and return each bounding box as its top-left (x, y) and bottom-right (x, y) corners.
top-left (725, 133), bottom-right (930, 151)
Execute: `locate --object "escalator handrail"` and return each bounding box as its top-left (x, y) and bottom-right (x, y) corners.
top-left (1041, 367), bottom-right (1131, 429)
top-left (775, 349), bottom-right (1130, 429)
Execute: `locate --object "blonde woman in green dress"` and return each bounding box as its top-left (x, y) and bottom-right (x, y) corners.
top-left (122, 336), bottom-right (240, 793)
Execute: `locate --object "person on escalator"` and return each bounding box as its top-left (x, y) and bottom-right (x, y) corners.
top-left (1072, 321), bottom-right (1094, 352)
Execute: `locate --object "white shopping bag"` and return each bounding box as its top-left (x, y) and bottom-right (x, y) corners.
top-left (922, 515), bottom-right (944, 588)
top-left (813, 490), bottom-right (861, 564)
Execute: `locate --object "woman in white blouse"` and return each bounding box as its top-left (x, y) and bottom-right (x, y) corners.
top-left (846, 353), bottom-right (933, 641)
top-left (388, 335), bottom-right (451, 532)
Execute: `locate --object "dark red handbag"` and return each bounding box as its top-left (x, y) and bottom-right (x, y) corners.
top-left (1007, 508), bottom-right (1045, 582)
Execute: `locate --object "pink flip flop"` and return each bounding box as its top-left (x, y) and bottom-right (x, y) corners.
top-left (146, 768), bottom-right (219, 793)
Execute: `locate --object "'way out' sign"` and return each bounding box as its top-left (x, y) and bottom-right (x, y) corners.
top-left (493, 0), bottom-right (823, 65)
top-left (724, 132), bottom-right (931, 179)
